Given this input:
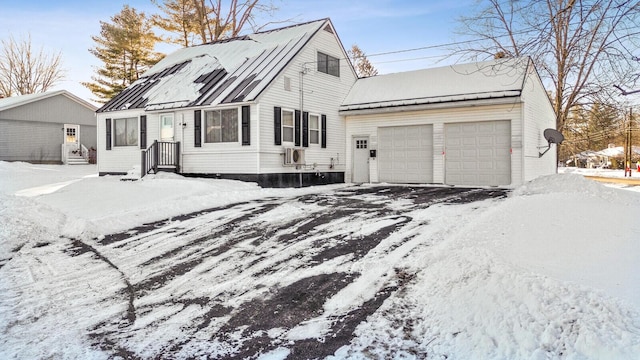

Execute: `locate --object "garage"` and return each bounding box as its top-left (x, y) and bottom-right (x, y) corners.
top-left (378, 125), bottom-right (433, 183)
top-left (445, 120), bottom-right (511, 186)
top-left (342, 58), bottom-right (557, 187)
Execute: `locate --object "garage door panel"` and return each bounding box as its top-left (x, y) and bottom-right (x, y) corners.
top-left (445, 121), bottom-right (511, 186)
top-left (379, 125), bottom-right (433, 184)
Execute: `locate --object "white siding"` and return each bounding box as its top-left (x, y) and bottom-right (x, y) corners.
top-left (178, 107), bottom-right (259, 174)
top-left (256, 26), bottom-right (357, 174)
top-left (97, 110), bottom-right (147, 174)
top-left (344, 102), bottom-right (524, 185)
top-left (521, 64), bottom-right (557, 181)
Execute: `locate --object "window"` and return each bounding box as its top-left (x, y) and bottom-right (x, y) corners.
top-left (205, 108), bottom-right (238, 143)
top-left (66, 128), bottom-right (77, 143)
top-left (309, 114), bottom-right (320, 145)
top-left (282, 109), bottom-right (294, 143)
top-left (356, 139), bottom-right (368, 149)
top-left (114, 117), bottom-right (138, 146)
top-left (317, 52), bottom-right (340, 77)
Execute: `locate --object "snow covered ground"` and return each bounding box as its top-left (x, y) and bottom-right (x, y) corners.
top-left (1, 162), bottom-right (639, 359)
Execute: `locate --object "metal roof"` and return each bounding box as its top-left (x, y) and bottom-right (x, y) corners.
top-left (340, 58), bottom-right (530, 112)
top-left (98, 19), bottom-right (329, 113)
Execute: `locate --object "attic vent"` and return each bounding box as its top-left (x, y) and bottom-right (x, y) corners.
top-left (284, 76), bottom-right (291, 91)
top-left (323, 24), bottom-right (334, 34)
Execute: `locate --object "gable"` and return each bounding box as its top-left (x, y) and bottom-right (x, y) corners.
top-left (0, 91), bottom-right (96, 125)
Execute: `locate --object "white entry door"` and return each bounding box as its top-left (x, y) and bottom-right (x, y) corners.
top-left (160, 114), bottom-right (175, 142)
top-left (352, 136), bottom-right (370, 183)
top-left (63, 124), bottom-right (80, 153)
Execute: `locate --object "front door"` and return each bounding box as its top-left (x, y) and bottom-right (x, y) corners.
top-left (352, 136), bottom-right (370, 183)
top-left (160, 113), bottom-right (175, 142)
top-left (63, 124), bottom-right (80, 154)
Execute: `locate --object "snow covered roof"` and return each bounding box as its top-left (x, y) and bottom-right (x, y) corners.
top-left (98, 19), bottom-right (330, 113)
top-left (596, 146), bottom-right (640, 157)
top-left (340, 58), bottom-right (531, 112)
top-left (0, 90), bottom-right (96, 112)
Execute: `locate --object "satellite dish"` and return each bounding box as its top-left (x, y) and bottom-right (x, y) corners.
top-left (544, 128), bottom-right (564, 145)
top-left (539, 128), bottom-right (564, 157)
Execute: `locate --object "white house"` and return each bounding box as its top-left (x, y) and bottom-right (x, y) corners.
top-left (96, 19), bottom-right (557, 187)
top-left (97, 19), bottom-right (357, 187)
top-left (0, 90), bottom-right (97, 164)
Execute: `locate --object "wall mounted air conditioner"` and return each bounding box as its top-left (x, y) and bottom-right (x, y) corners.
top-left (284, 148), bottom-right (305, 165)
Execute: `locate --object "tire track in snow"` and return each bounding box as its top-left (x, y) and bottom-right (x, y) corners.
top-left (66, 238), bottom-right (137, 325)
top-left (82, 186), bottom-right (508, 358)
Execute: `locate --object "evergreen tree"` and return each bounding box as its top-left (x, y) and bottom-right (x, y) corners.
top-left (84, 5), bottom-right (164, 102)
top-left (348, 44), bottom-right (378, 78)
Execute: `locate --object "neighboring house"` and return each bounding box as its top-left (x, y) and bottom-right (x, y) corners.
top-left (0, 90), bottom-right (98, 164)
top-left (341, 58), bottom-right (557, 186)
top-left (96, 18), bottom-right (557, 187)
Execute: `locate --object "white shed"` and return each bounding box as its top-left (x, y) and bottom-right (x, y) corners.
top-left (340, 58), bottom-right (557, 187)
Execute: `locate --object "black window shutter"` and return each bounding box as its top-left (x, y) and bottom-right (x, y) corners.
top-left (294, 110), bottom-right (301, 147)
top-left (241, 105), bottom-right (250, 146)
top-left (321, 114), bottom-right (327, 148)
top-left (302, 112), bottom-right (309, 147)
top-left (105, 118), bottom-right (112, 150)
top-left (274, 107), bottom-right (281, 145)
top-left (139, 115), bottom-right (147, 149)
top-left (194, 110), bottom-right (202, 147)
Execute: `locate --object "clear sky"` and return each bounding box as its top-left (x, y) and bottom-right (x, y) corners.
top-left (0, 0), bottom-right (475, 103)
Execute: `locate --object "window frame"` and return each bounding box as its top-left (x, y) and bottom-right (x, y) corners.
top-left (281, 108), bottom-right (295, 144)
top-left (204, 107), bottom-right (240, 144)
top-left (113, 117), bottom-right (138, 147)
top-left (308, 113), bottom-right (320, 145)
top-left (317, 51), bottom-right (340, 77)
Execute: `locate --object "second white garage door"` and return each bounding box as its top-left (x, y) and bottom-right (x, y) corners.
top-left (378, 125), bottom-right (433, 183)
top-left (445, 120), bottom-right (511, 186)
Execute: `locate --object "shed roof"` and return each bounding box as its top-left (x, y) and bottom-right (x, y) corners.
top-left (0, 90), bottom-right (97, 112)
top-left (98, 19), bottom-right (330, 113)
top-left (340, 58), bottom-right (531, 112)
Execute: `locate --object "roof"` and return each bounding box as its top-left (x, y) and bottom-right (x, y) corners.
top-left (339, 58), bottom-right (531, 112)
top-left (98, 19), bottom-right (330, 113)
top-left (0, 90), bottom-right (97, 112)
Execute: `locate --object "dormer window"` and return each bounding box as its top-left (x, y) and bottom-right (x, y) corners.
top-left (317, 52), bottom-right (340, 77)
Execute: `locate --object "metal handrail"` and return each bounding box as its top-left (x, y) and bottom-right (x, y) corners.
top-left (141, 141), bottom-right (180, 178)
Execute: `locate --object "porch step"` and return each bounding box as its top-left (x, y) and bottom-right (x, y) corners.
top-left (66, 157), bottom-right (89, 165)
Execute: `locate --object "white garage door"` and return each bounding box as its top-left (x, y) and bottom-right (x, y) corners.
top-left (445, 120), bottom-right (511, 186)
top-left (378, 125), bottom-right (433, 183)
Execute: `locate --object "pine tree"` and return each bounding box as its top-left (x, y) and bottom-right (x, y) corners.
top-left (348, 44), bottom-right (378, 78)
top-left (84, 5), bottom-right (164, 102)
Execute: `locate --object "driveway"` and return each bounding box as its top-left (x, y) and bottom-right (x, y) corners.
top-left (67, 185), bottom-right (508, 359)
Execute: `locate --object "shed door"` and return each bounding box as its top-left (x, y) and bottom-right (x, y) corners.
top-left (445, 120), bottom-right (511, 186)
top-left (63, 124), bottom-right (80, 152)
top-left (378, 125), bottom-right (433, 183)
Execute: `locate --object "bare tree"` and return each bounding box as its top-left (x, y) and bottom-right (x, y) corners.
top-left (153, 0), bottom-right (277, 46)
top-left (348, 44), bottom-right (378, 78)
top-left (454, 0), bottom-right (640, 134)
top-left (0, 34), bottom-right (65, 97)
